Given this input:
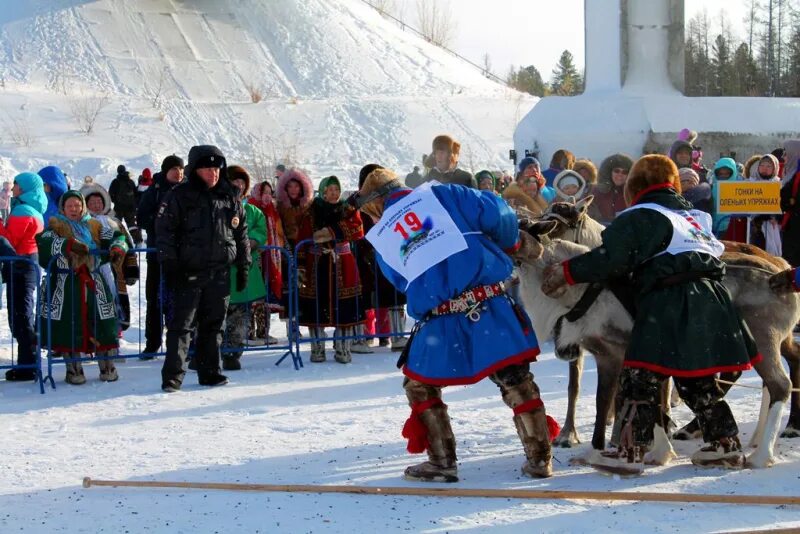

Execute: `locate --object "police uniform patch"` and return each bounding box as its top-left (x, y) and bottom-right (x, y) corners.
top-left (157, 203), bottom-right (166, 217)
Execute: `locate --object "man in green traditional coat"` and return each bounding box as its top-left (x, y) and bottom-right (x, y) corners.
top-left (542, 155), bottom-right (760, 476)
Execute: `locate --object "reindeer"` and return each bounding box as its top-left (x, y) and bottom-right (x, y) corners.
top-left (513, 199), bottom-right (800, 468)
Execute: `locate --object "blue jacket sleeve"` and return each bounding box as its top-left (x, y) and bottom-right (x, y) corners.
top-left (449, 186), bottom-right (519, 251)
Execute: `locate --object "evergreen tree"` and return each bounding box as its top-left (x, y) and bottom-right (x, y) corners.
top-left (786, 22), bottom-right (800, 97)
top-left (508, 65), bottom-right (547, 97)
top-left (732, 43), bottom-right (762, 95)
top-left (711, 33), bottom-right (733, 95)
top-left (550, 50), bottom-right (583, 96)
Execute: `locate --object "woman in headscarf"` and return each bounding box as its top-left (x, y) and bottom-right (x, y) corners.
top-left (296, 176), bottom-right (365, 364)
top-left (37, 190), bottom-right (128, 384)
top-left (247, 180), bottom-right (286, 344)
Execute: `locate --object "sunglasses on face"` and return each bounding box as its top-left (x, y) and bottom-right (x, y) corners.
top-left (612, 168), bottom-right (628, 175)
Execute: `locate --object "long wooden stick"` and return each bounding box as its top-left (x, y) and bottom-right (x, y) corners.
top-left (82, 477), bottom-right (800, 506)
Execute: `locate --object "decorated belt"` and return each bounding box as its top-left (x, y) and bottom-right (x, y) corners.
top-left (430, 281), bottom-right (508, 322)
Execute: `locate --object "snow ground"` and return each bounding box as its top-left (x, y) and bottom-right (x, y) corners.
top-left (0, 272), bottom-right (799, 533)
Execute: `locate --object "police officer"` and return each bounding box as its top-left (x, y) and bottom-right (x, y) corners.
top-left (156, 145), bottom-right (250, 392)
top-left (136, 154), bottom-right (184, 357)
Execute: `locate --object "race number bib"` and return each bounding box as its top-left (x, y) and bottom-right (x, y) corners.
top-left (367, 181), bottom-right (467, 287)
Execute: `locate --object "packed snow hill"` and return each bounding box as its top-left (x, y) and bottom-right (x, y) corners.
top-left (0, 0), bottom-right (534, 189)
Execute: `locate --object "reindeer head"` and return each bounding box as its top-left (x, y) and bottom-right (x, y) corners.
top-left (542, 195), bottom-right (594, 232)
top-left (513, 218), bottom-right (558, 265)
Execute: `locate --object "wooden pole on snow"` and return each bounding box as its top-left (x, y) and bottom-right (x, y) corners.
top-left (82, 477), bottom-right (800, 506)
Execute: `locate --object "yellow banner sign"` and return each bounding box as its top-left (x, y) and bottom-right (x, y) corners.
top-left (716, 181), bottom-right (782, 215)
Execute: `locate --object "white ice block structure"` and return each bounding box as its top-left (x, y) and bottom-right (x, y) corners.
top-left (514, 0), bottom-right (800, 165)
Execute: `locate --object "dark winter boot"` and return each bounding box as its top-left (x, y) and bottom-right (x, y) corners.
top-left (5, 368), bottom-right (37, 382)
top-left (198, 372), bottom-right (229, 387)
top-left (403, 403), bottom-right (458, 483)
top-left (98, 356), bottom-right (119, 382)
top-left (222, 356), bottom-right (242, 371)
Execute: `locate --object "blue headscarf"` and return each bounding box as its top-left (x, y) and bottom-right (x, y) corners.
top-left (10, 172), bottom-right (47, 223)
top-left (55, 190), bottom-right (97, 250)
top-left (38, 166), bottom-right (69, 223)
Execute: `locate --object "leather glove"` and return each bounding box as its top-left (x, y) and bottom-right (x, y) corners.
top-left (313, 228), bottom-right (334, 244)
top-left (236, 266), bottom-right (249, 292)
top-left (541, 262), bottom-right (568, 298)
top-left (769, 268), bottom-right (795, 294)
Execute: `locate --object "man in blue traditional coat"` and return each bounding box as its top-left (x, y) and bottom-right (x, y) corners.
top-left (352, 167), bottom-right (557, 483)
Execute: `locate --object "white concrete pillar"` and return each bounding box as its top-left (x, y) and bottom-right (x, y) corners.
top-left (623, 0), bottom-right (680, 94)
top-left (583, 0), bottom-right (622, 94)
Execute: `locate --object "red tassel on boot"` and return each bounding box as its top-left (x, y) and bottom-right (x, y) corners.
top-left (513, 398), bottom-right (561, 443)
top-left (402, 398), bottom-right (443, 453)
top-left (546, 415), bottom-right (561, 443)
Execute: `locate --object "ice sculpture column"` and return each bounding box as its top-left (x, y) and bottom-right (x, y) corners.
top-left (623, 0), bottom-right (680, 95)
top-left (583, 0), bottom-right (622, 94)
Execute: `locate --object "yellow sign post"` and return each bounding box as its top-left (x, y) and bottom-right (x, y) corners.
top-left (716, 181), bottom-right (782, 215)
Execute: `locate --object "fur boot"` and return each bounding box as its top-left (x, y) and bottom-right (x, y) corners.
top-left (97, 354), bottom-right (119, 382)
top-left (691, 436), bottom-right (745, 469)
top-left (350, 323), bottom-right (374, 354)
top-left (389, 307), bottom-right (407, 352)
top-left (403, 379), bottom-right (458, 482)
top-left (491, 365), bottom-right (553, 478)
top-left (309, 327), bottom-right (326, 362)
top-left (64, 355), bottom-right (86, 385)
top-left (334, 327), bottom-right (352, 364)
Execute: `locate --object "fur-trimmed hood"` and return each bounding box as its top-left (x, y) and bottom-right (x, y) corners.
top-left (553, 170), bottom-right (587, 201)
top-left (276, 169), bottom-right (313, 208)
top-left (79, 183), bottom-right (113, 216)
top-left (597, 153), bottom-right (633, 190)
top-left (750, 154), bottom-right (780, 181)
top-left (501, 182), bottom-right (548, 216)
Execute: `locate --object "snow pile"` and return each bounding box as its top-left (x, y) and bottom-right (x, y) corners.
top-left (0, 0), bottom-right (534, 187)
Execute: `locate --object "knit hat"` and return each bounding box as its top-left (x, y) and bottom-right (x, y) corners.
top-left (117, 165), bottom-right (127, 175)
top-left (276, 164), bottom-right (286, 173)
top-left (475, 170), bottom-right (496, 189)
top-left (58, 189), bottom-right (88, 217)
top-left (161, 154), bottom-right (185, 172)
top-left (518, 156), bottom-right (540, 174)
top-left (318, 175), bottom-right (342, 198)
top-left (678, 167), bottom-right (700, 188)
top-left (431, 134), bottom-right (460, 156)
top-left (142, 168), bottom-right (152, 181)
top-left (624, 155), bottom-right (681, 205)
top-left (227, 165), bottom-right (252, 196)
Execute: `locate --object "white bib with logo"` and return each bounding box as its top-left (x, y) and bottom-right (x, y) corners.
top-left (622, 203), bottom-right (725, 258)
top-left (367, 181), bottom-right (467, 288)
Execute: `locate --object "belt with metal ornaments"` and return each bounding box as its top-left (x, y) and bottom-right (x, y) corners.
top-left (430, 281), bottom-right (506, 322)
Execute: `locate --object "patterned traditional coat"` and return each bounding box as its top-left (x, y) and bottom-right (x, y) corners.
top-left (296, 198), bottom-right (365, 327)
top-left (37, 217), bottom-right (128, 354)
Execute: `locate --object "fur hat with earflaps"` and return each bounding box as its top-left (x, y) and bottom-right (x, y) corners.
top-left (624, 155), bottom-right (681, 206)
top-left (432, 134), bottom-right (460, 156)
